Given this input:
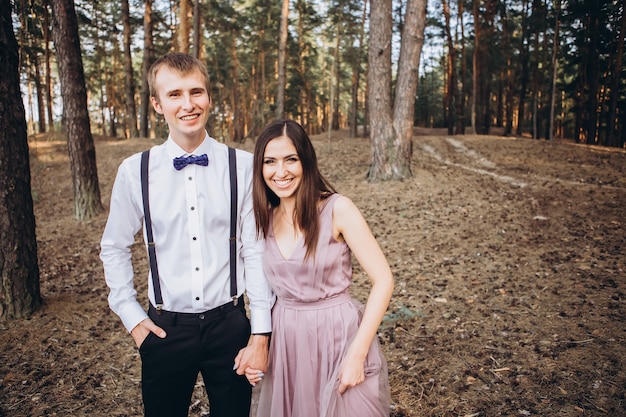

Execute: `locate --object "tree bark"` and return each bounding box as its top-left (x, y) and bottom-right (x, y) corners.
top-left (108, 42), bottom-right (120, 137)
top-left (496, 70), bottom-right (504, 128)
top-left (471, 0), bottom-right (479, 133)
top-left (442, 0), bottom-right (457, 135)
top-left (178, 0), bottom-right (190, 53)
top-left (276, 0), bottom-right (289, 118)
top-left (295, 1), bottom-right (314, 132)
top-left (457, 0), bottom-right (466, 134)
top-left (331, 21), bottom-right (342, 131)
top-left (502, 6), bottom-right (514, 136)
top-left (391, 0), bottom-right (425, 174)
top-left (585, 5), bottom-right (601, 144)
top-left (122, 0), bottom-right (139, 138)
top-left (606, 0), bottom-right (626, 147)
top-left (549, 0), bottom-right (560, 143)
top-left (531, 15), bottom-right (540, 139)
top-left (473, 0), bottom-right (497, 135)
top-left (44, 3), bottom-right (54, 129)
top-left (0, 0), bottom-right (42, 320)
top-left (516, 0), bottom-right (530, 136)
top-left (367, 0), bottom-right (394, 179)
top-left (192, 0), bottom-right (202, 58)
top-left (620, 107), bottom-right (626, 148)
top-left (32, 50), bottom-right (47, 133)
top-left (349, 0), bottom-right (367, 138)
top-left (50, 0), bottom-right (103, 220)
top-left (368, 0), bottom-right (424, 181)
top-left (139, 0), bottom-right (154, 138)
top-left (231, 33), bottom-right (244, 142)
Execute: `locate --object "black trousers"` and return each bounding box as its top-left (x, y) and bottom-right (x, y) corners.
top-left (139, 297), bottom-right (252, 417)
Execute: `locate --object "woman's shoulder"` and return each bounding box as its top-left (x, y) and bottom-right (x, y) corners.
top-left (327, 194), bottom-right (364, 240)
top-left (328, 194), bottom-right (359, 216)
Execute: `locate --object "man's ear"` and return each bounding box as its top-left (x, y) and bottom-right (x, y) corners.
top-left (151, 96), bottom-right (163, 114)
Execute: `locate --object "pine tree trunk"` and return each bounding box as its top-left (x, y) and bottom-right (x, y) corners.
top-left (295, 2), bottom-right (314, 132)
top-left (505, 55), bottom-right (515, 136)
top-left (139, 0), bottom-right (154, 138)
top-left (368, 0), bottom-right (424, 181)
top-left (471, 0), bottom-right (479, 134)
top-left (503, 6), bottom-right (514, 137)
top-left (178, 0), bottom-right (190, 54)
top-left (390, 0), bottom-right (425, 175)
top-left (516, 0), bottom-right (530, 136)
top-left (496, 70), bottom-right (504, 128)
top-left (276, 0), bottom-right (289, 118)
top-left (367, 0), bottom-right (394, 180)
top-left (549, 0), bottom-right (561, 143)
top-left (50, 0), bottom-right (103, 221)
top-left (231, 34), bottom-right (244, 142)
top-left (332, 22), bottom-right (342, 131)
top-left (348, 0), bottom-right (367, 138)
top-left (574, 80), bottom-right (584, 143)
top-left (457, 0), bottom-right (466, 135)
top-left (585, 7), bottom-right (601, 144)
top-left (0, 0), bottom-right (42, 320)
top-left (44, 4), bottom-right (54, 129)
top-left (442, 0), bottom-right (457, 135)
top-left (620, 110), bottom-right (626, 148)
top-left (122, 0), bottom-right (138, 138)
top-left (192, 0), bottom-right (202, 58)
top-left (32, 51), bottom-right (46, 133)
top-left (606, 0), bottom-right (625, 147)
top-left (474, 0), bottom-right (496, 135)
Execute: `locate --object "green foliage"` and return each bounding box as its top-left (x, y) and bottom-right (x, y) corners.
top-left (14, 0), bottom-right (626, 146)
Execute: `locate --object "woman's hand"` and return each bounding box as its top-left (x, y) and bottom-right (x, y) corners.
top-left (244, 367), bottom-right (265, 386)
top-left (337, 352), bottom-right (365, 394)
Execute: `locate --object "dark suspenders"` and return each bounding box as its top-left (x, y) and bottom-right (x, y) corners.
top-left (140, 151), bottom-right (164, 312)
top-left (227, 147), bottom-right (238, 305)
top-left (140, 147), bottom-right (239, 314)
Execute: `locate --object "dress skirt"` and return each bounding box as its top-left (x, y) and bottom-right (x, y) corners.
top-left (256, 293), bottom-right (390, 417)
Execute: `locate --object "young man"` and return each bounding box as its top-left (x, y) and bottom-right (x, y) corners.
top-left (100, 52), bottom-right (274, 417)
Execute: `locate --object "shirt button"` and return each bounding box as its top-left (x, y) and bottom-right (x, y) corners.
top-left (195, 296), bottom-right (200, 301)
top-left (188, 176), bottom-right (192, 180)
top-left (190, 206), bottom-right (195, 211)
top-left (195, 267), bottom-right (200, 271)
top-left (193, 236), bottom-right (197, 241)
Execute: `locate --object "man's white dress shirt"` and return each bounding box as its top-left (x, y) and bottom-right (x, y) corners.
top-left (100, 133), bottom-right (274, 334)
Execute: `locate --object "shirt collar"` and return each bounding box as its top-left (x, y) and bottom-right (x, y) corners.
top-left (166, 131), bottom-right (212, 159)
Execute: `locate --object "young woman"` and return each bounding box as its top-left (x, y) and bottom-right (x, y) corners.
top-left (247, 119), bottom-right (393, 417)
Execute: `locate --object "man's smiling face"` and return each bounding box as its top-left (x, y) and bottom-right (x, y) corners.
top-left (151, 66), bottom-right (211, 146)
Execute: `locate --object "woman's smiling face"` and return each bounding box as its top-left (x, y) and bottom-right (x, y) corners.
top-left (262, 135), bottom-right (303, 200)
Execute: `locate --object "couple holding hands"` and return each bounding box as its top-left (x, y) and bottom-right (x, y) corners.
top-left (100, 52), bottom-right (393, 417)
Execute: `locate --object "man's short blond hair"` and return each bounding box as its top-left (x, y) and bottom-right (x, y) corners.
top-left (148, 52), bottom-right (211, 101)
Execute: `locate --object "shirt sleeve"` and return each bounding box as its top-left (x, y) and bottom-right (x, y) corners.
top-left (100, 157), bottom-right (149, 333)
top-left (238, 152), bottom-right (275, 334)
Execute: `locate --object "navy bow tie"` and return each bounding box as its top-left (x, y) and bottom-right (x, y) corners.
top-left (173, 154), bottom-right (209, 170)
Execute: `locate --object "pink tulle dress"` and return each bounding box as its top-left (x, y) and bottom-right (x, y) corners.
top-left (256, 194), bottom-right (390, 417)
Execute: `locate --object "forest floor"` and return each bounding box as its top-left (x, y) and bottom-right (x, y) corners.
top-left (1, 128), bottom-right (625, 417)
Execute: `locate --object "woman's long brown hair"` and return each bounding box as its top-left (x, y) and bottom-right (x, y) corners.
top-left (253, 119), bottom-right (336, 260)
